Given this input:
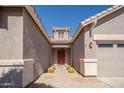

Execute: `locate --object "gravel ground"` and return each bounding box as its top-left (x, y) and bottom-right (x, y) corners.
top-left (28, 65), bottom-right (110, 88)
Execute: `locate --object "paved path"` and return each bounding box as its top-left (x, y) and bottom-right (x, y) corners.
top-left (29, 65), bottom-right (110, 88)
top-left (98, 77), bottom-right (124, 88)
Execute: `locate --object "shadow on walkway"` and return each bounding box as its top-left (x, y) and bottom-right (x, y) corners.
top-left (28, 83), bottom-right (54, 88)
top-left (0, 67), bottom-right (22, 88)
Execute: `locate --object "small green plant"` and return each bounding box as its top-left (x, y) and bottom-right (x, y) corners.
top-left (66, 65), bottom-right (75, 73)
top-left (52, 66), bottom-right (56, 70)
top-left (68, 67), bottom-right (75, 73)
top-left (66, 65), bottom-right (71, 70)
top-left (48, 67), bottom-right (55, 73)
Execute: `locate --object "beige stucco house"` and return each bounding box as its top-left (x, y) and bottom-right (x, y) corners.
top-left (0, 5), bottom-right (124, 87)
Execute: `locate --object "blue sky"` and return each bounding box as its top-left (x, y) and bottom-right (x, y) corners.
top-left (34, 5), bottom-right (112, 36)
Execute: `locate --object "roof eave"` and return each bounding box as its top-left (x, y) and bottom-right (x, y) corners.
top-left (24, 6), bottom-right (51, 43)
top-left (71, 5), bottom-right (124, 43)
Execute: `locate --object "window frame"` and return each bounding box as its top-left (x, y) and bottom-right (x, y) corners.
top-left (98, 44), bottom-right (113, 48)
top-left (117, 44), bottom-right (124, 48)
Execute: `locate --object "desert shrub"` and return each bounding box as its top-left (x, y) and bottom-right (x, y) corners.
top-left (48, 67), bottom-right (55, 73)
top-left (68, 67), bottom-right (75, 73)
top-left (52, 66), bottom-right (56, 70)
top-left (66, 65), bottom-right (72, 70)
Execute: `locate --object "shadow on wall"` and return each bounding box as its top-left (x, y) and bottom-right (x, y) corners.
top-left (28, 83), bottom-right (54, 88)
top-left (0, 67), bottom-right (23, 88)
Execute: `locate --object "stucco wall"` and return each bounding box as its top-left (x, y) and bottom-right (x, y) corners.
top-left (72, 30), bottom-right (85, 72)
top-left (0, 7), bottom-right (50, 87)
top-left (93, 7), bottom-right (124, 35)
top-left (0, 7), bottom-right (23, 87)
top-left (0, 7), bottom-right (23, 59)
top-left (52, 48), bottom-right (57, 64)
top-left (65, 48), bottom-right (71, 64)
top-left (23, 9), bottom-right (50, 81)
top-left (84, 29), bottom-right (96, 59)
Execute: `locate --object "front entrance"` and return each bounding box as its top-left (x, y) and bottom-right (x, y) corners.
top-left (57, 49), bottom-right (65, 64)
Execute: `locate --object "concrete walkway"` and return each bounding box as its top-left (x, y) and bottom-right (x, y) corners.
top-left (98, 77), bottom-right (124, 88)
top-left (29, 65), bottom-right (110, 88)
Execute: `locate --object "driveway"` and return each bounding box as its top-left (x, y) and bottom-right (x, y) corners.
top-left (98, 77), bottom-right (124, 88)
top-left (28, 65), bottom-right (110, 88)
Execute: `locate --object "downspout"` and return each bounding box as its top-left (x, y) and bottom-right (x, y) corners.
top-left (88, 20), bottom-right (97, 48)
top-left (91, 20), bottom-right (97, 29)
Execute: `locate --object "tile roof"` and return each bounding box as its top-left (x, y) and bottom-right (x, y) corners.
top-left (52, 27), bottom-right (70, 32)
top-left (71, 5), bottom-right (124, 43)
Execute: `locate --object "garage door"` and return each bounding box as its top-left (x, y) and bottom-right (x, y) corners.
top-left (96, 44), bottom-right (124, 76)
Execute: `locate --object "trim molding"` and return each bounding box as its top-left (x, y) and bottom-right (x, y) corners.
top-left (80, 58), bottom-right (98, 63)
top-left (0, 59), bottom-right (35, 66)
top-left (94, 34), bottom-right (124, 41)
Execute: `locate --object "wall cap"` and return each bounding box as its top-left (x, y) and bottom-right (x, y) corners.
top-left (94, 34), bottom-right (124, 41)
top-left (0, 59), bottom-right (35, 66)
top-left (80, 58), bottom-right (98, 63)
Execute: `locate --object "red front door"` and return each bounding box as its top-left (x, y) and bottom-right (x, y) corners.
top-left (57, 49), bottom-right (65, 64)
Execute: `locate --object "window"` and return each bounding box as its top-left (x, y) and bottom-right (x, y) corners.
top-left (98, 44), bottom-right (113, 48)
top-left (117, 44), bottom-right (124, 48)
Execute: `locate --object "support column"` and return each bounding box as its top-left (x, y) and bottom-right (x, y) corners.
top-left (80, 58), bottom-right (98, 76)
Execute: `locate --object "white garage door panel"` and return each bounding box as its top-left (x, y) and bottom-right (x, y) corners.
top-left (96, 45), bottom-right (124, 77)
